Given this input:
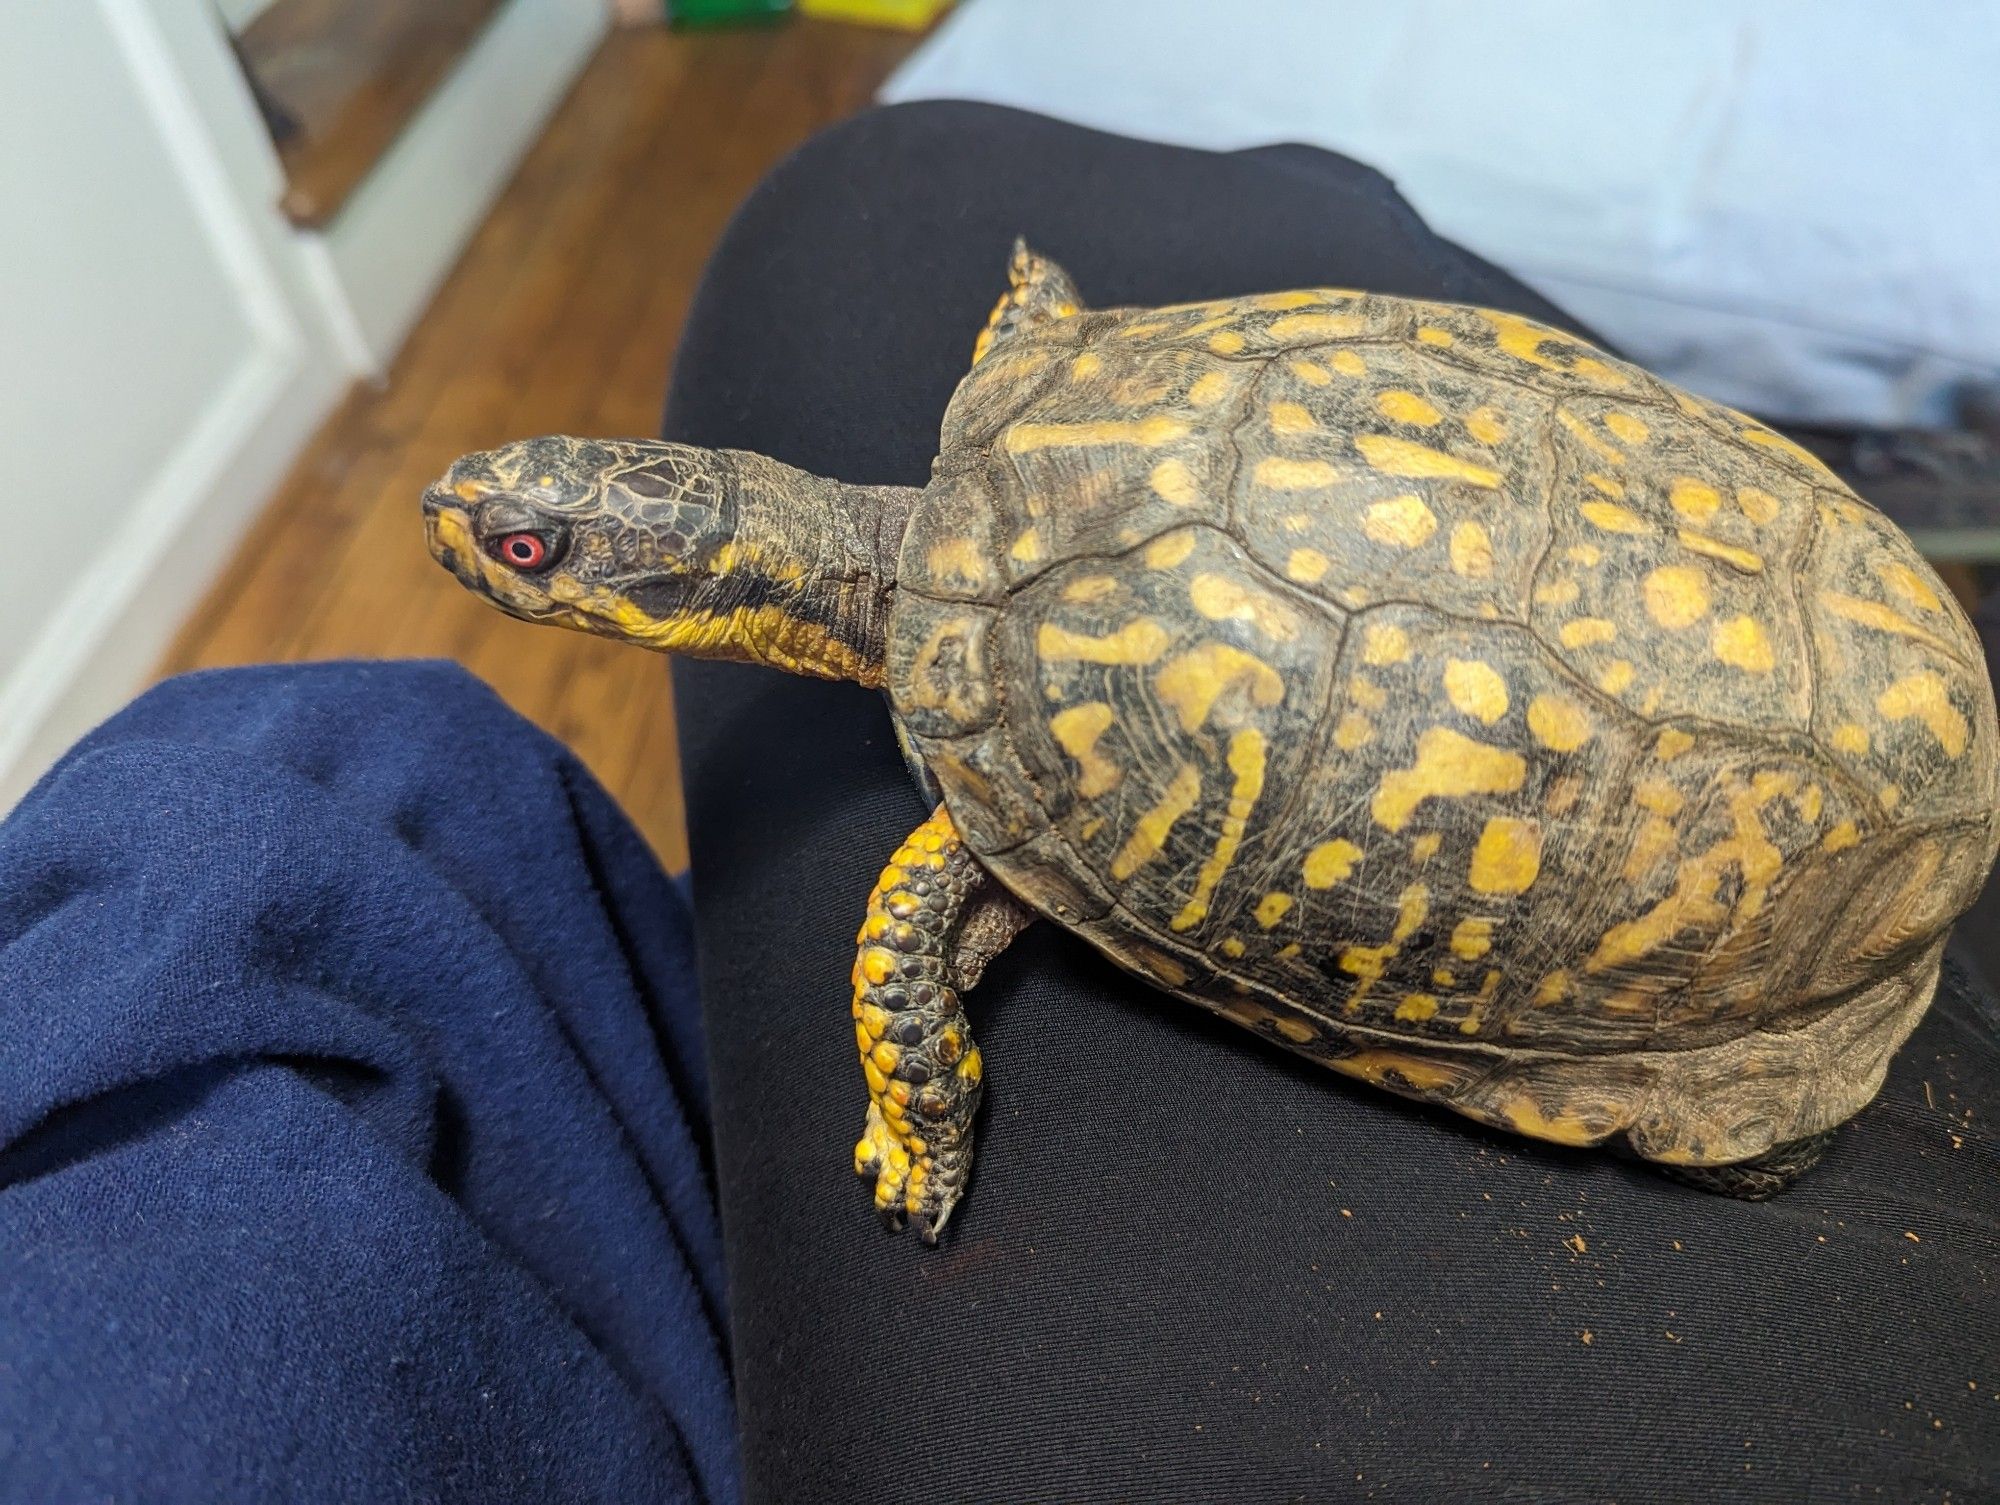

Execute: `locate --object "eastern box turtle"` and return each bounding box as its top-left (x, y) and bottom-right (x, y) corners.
top-left (425, 243), bottom-right (1999, 1239)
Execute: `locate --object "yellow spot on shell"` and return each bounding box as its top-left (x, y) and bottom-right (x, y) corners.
top-left (1877, 671), bottom-right (1968, 756)
top-left (1362, 494), bottom-right (1438, 549)
top-left (1010, 528), bottom-right (1043, 563)
top-left (1273, 1016), bottom-right (1316, 1044)
top-left (1532, 971), bottom-right (1571, 1006)
top-left (1831, 722), bottom-right (1870, 755)
top-left (1580, 501), bottom-right (1649, 534)
top-left (1349, 676), bottom-right (1388, 711)
top-left (1501, 1098), bottom-right (1600, 1147)
top-left (1634, 778), bottom-right (1683, 816)
top-left (1189, 573), bottom-right (1299, 640)
top-left (1377, 389), bottom-right (1442, 427)
top-left (1354, 434), bottom-right (1502, 488)
top-left (1361, 622), bottom-right (1409, 665)
top-left (1818, 592), bottom-right (1959, 656)
top-left (1286, 547), bottom-right (1330, 584)
top-left (1412, 832), bottom-right (1442, 861)
top-left (1255, 457), bottom-right (1339, 491)
top-left (1586, 474), bottom-right (1625, 499)
top-left (1597, 660), bottom-right (1635, 694)
top-left (1464, 406), bottom-right (1507, 445)
top-left (1062, 575), bottom-right (1120, 604)
top-left (1111, 763), bottom-right (1202, 880)
top-left (1469, 816), bottom-right (1542, 895)
top-left (1558, 408), bottom-right (1624, 463)
top-left (1149, 458), bottom-right (1202, 507)
top-left (1049, 702), bottom-right (1120, 797)
top-left (1330, 349), bottom-right (1368, 377)
top-left (1668, 478), bottom-right (1720, 523)
top-left (1560, 617), bottom-right (1617, 648)
top-left (1450, 918), bottom-right (1494, 959)
top-left (1257, 289), bottom-right (1322, 310)
top-left (1604, 412), bottom-right (1650, 444)
top-left (1737, 487), bottom-right (1780, 525)
top-left (1155, 643), bottom-right (1286, 732)
top-left (1275, 943), bottom-right (1302, 960)
top-left (1289, 360), bottom-right (1331, 386)
top-left (1188, 370), bottom-right (1231, 406)
top-left (1449, 520), bottom-right (1494, 578)
top-left (1416, 326), bottom-right (1454, 347)
top-left (1208, 330), bottom-right (1246, 355)
top-left (1654, 728), bottom-right (1695, 760)
top-left (1533, 579), bottom-right (1580, 608)
top-left (1303, 839), bottom-right (1362, 889)
top-left (1269, 401), bottom-right (1318, 434)
top-left (1144, 531), bottom-right (1198, 569)
top-left (1071, 352), bottom-right (1102, 380)
top-left (1643, 564), bottom-right (1711, 628)
top-left (1255, 892), bottom-right (1294, 928)
top-left (1567, 543), bottom-right (1603, 567)
top-left (1876, 560), bottom-right (1944, 614)
top-left (926, 536), bottom-right (986, 585)
top-left (1037, 619), bottom-right (1172, 665)
top-left (1711, 615), bottom-right (1774, 672)
top-left (1527, 694), bottom-right (1592, 751)
top-left (1269, 311), bottom-right (1367, 341)
top-left (1395, 994), bottom-right (1440, 1022)
top-left (1481, 309), bottom-right (1623, 387)
top-left (1372, 727), bottom-right (1527, 832)
top-left (1677, 529), bottom-right (1763, 574)
top-left (1444, 659), bottom-right (1510, 724)
top-left (1005, 415), bottom-right (1190, 452)
top-left (1219, 937), bottom-right (1246, 958)
top-left (1334, 711), bottom-right (1375, 750)
top-left (1171, 728), bottom-right (1268, 931)
top-left (1338, 1050), bottom-right (1465, 1092)
top-left (1822, 821), bottom-right (1860, 853)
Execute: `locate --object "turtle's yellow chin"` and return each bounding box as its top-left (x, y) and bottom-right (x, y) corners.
top-left (424, 502), bottom-right (571, 626)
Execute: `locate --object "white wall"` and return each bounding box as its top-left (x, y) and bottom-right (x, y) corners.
top-left (213, 0), bottom-right (282, 29)
top-left (0, 0), bottom-right (607, 809)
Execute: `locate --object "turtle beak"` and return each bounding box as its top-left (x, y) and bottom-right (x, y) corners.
top-left (422, 486), bottom-right (479, 588)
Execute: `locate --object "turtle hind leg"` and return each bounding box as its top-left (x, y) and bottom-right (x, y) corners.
top-left (1663, 1129), bottom-right (1839, 1201)
top-left (970, 238), bottom-right (1083, 364)
top-left (850, 805), bottom-right (996, 1241)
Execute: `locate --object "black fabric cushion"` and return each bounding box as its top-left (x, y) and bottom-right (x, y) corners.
top-left (665, 102), bottom-right (2000, 1503)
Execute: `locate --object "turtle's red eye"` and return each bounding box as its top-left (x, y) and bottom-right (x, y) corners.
top-left (494, 532), bottom-right (550, 570)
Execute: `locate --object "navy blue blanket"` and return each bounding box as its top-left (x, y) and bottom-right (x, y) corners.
top-left (0, 662), bottom-right (736, 1503)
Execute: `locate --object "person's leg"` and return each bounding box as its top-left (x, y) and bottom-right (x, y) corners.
top-left (667, 102), bottom-right (2000, 1503)
top-left (0, 661), bottom-right (735, 1503)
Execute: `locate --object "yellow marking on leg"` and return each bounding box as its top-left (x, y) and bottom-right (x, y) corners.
top-left (1362, 494), bottom-right (1438, 548)
top-left (1049, 702), bottom-right (1121, 797)
top-left (1004, 416), bottom-right (1190, 453)
top-left (1037, 619), bottom-right (1172, 664)
top-left (1377, 390), bottom-right (1443, 427)
top-left (1711, 615), bottom-right (1774, 672)
top-left (1372, 727), bottom-right (1527, 831)
top-left (1303, 839), bottom-right (1362, 889)
top-left (1149, 458), bottom-right (1202, 506)
top-left (1171, 729), bottom-right (1268, 931)
top-left (1526, 694), bottom-right (1592, 751)
top-left (1444, 659), bottom-right (1510, 723)
top-left (1877, 671), bottom-right (1968, 756)
top-left (1469, 816), bottom-right (1542, 895)
top-left (1111, 763), bottom-right (1203, 879)
top-left (1354, 435), bottom-right (1501, 488)
top-left (1189, 574), bottom-right (1300, 640)
top-left (1154, 643), bottom-right (1286, 732)
top-left (1643, 564), bottom-right (1711, 628)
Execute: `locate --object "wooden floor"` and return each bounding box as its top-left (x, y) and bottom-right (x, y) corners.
top-left (163, 21), bottom-right (921, 874)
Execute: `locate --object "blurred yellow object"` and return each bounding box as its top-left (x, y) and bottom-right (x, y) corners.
top-left (797, 0), bottom-right (950, 28)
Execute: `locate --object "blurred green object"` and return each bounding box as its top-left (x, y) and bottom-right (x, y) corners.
top-left (671, 0), bottom-right (791, 25)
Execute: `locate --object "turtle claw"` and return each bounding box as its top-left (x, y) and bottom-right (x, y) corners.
top-left (854, 1100), bottom-right (969, 1241)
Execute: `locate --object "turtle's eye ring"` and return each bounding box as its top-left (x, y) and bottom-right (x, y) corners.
top-left (491, 531), bottom-right (556, 571)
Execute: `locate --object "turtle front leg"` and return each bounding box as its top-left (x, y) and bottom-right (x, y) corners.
top-left (851, 805), bottom-right (997, 1241)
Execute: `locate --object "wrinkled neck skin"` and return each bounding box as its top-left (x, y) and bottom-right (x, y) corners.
top-left (638, 449), bottom-right (916, 687)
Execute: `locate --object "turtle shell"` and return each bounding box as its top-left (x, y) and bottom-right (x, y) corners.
top-left (888, 288), bottom-right (2000, 1166)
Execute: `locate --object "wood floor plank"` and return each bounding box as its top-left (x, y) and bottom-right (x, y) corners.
top-left (162, 22), bottom-right (921, 874)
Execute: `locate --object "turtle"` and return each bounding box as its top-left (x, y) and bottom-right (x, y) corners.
top-left (423, 241), bottom-right (2000, 1240)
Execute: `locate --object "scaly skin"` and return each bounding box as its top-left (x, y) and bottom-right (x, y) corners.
top-left (850, 806), bottom-right (987, 1241)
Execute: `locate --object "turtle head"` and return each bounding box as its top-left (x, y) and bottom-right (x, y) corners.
top-left (423, 434), bottom-right (910, 684)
